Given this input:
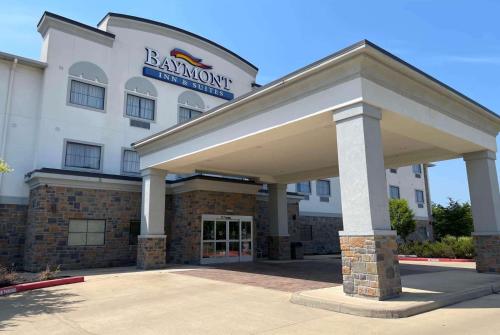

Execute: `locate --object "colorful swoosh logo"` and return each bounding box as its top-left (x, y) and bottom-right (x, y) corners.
top-left (170, 48), bottom-right (213, 69)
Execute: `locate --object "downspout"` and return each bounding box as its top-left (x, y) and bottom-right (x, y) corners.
top-left (423, 163), bottom-right (434, 240)
top-left (0, 57), bottom-right (18, 191)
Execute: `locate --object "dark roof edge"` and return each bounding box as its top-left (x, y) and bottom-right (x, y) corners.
top-left (25, 168), bottom-right (261, 186)
top-left (37, 11), bottom-right (115, 39)
top-left (362, 40), bottom-right (498, 120)
top-left (99, 12), bottom-right (258, 72)
top-left (26, 168), bottom-right (140, 181)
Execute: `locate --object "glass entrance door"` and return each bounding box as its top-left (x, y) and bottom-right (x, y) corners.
top-left (201, 215), bottom-right (253, 264)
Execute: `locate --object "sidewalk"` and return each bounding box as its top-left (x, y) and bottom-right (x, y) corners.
top-left (291, 266), bottom-right (500, 318)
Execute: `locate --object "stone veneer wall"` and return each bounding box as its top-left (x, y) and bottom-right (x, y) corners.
top-left (340, 234), bottom-right (402, 300)
top-left (474, 235), bottom-right (500, 273)
top-left (0, 204), bottom-right (28, 268)
top-left (296, 215), bottom-right (343, 254)
top-left (255, 200), bottom-right (343, 257)
top-left (23, 185), bottom-right (141, 272)
top-left (166, 190), bottom-right (256, 264)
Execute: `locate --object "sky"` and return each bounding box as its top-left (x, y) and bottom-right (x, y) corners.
top-left (1, 0), bottom-right (499, 205)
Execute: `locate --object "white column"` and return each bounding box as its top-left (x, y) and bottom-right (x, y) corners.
top-left (141, 168), bottom-right (167, 236)
top-left (268, 183), bottom-right (289, 236)
top-left (334, 103), bottom-right (393, 235)
top-left (463, 150), bottom-right (500, 234)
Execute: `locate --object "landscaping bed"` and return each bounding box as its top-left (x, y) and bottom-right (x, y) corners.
top-left (398, 235), bottom-right (475, 260)
top-left (0, 265), bottom-right (84, 296)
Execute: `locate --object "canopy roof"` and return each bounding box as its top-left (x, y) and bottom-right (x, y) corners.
top-left (134, 40), bottom-right (500, 183)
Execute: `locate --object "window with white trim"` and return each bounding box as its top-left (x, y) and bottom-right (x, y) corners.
top-left (389, 185), bottom-right (400, 199)
top-left (68, 219), bottom-right (105, 246)
top-left (178, 106), bottom-right (202, 123)
top-left (296, 181), bottom-right (311, 194)
top-left (316, 180), bottom-right (331, 196)
top-left (69, 80), bottom-right (105, 110)
top-left (412, 164), bottom-right (422, 178)
top-left (126, 94), bottom-right (155, 121)
top-left (415, 189), bottom-right (425, 206)
top-left (122, 149), bottom-right (140, 174)
top-left (64, 141), bottom-right (102, 170)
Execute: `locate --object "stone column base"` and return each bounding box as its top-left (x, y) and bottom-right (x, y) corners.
top-left (268, 236), bottom-right (291, 260)
top-left (474, 234), bottom-right (500, 273)
top-left (340, 233), bottom-right (402, 300)
top-left (137, 235), bottom-right (167, 270)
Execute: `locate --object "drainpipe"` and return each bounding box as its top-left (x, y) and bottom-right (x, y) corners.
top-left (0, 57), bottom-right (18, 192)
top-left (423, 163), bottom-right (434, 240)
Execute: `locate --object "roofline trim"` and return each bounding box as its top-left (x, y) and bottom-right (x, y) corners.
top-left (133, 39), bottom-right (499, 149)
top-left (362, 40), bottom-right (498, 120)
top-left (24, 168), bottom-right (260, 186)
top-left (0, 51), bottom-right (47, 69)
top-left (132, 40), bottom-right (368, 148)
top-left (37, 11), bottom-right (116, 39)
top-left (99, 12), bottom-right (258, 72)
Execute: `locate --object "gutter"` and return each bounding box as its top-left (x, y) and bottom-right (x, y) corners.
top-left (0, 57), bottom-right (18, 190)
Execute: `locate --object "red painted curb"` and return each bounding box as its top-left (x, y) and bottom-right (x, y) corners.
top-left (399, 256), bottom-right (474, 263)
top-left (0, 276), bottom-right (84, 296)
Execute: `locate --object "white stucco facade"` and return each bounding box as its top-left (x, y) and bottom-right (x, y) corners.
top-left (0, 11), bottom-right (431, 222)
top-left (0, 12), bottom-right (257, 204)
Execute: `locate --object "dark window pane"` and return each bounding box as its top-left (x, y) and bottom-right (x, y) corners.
top-left (215, 242), bottom-right (226, 256)
top-left (241, 221), bottom-right (251, 240)
top-left (316, 180), bottom-right (331, 196)
top-left (203, 221), bottom-right (214, 240)
top-left (215, 221), bottom-right (226, 240)
top-left (65, 142), bottom-right (101, 170)
top-left (202, 242), bottom-right (215, 258)
top-left (229, 221), bottom-right (239, 240)
top-left (126, 94), bottom-right (155, 121)
top-left (129, 220), bottom-right (140, 245)
top-left (70, 80), bottom-right (104, 110)
top-left (228, 242), bottom-right (239, 257)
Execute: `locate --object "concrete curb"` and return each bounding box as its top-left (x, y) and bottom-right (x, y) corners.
top-left (0, 276), bottom-right (84, 296)
top-left (290, 283), bottom-right (500, 318)
top-left (399, 256), bottom-right (474, 263)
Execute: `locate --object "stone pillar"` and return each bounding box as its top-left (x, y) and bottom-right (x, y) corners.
top-left (268, 183), bottom-right (290, 260)
top-left (334, 103), bottom-right (401, 300)
top-left (137, 168), bottom-right (167, 270)
top-left (463, 151), bottom-right (500, 273)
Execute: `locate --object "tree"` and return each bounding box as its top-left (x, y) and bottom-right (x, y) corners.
top-left (0, 159), bottom-right (12, 174)
top-left (389, 199), bottom-right (416, 242)
top-left (432, 198), bottom-right (473, 239)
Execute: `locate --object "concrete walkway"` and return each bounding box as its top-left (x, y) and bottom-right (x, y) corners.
top-left (291, 267), bottom-right (500, 318)
top-left (1, 263), bottom-right (500, 334)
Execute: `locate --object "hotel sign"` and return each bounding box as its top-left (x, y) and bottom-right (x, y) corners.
top-left (143, 47), bottom-right (234, 100)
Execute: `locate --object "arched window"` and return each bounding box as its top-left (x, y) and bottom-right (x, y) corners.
top-left (178, 91), bottom-right (205, 124)
top-left (67, 62), bottom-right (108, 111)
top-left (124, 77), bottom-right (157, 122)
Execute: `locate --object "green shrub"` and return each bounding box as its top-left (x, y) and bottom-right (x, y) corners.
top-left (389, 199), bottom-right (416, 242)
top-left (398, 235), bottom-right (475, 259)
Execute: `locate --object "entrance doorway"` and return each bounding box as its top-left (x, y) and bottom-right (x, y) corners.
top-left (201, 215), bottom-right (253, 264)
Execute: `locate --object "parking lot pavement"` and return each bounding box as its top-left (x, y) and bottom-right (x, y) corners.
top-left (1, 262), bottom-right (500, 334)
